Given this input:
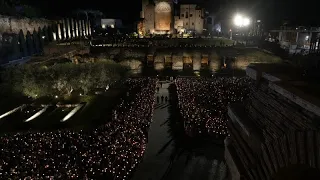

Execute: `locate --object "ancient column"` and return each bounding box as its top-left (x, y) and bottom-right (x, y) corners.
top-left (88, 20), bottom-right (92, 35)
top-left (82, 20), bottom-right (86, 36)
top-left (75, 20), bottom-right (79, 37)
top-left (71, 19), bottom-right (75, 38)
top-left (66, 18), bottom-right (71, 39)
top-left (85, 20), bottom-right (89, 36)
top-left (57, 21), bottom-right (62, 40)
top-left (79, 20), bottom-right (83, 37)
top-left (62, 19), bottom-right (67, 39)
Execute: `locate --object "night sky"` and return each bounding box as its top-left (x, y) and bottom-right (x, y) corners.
top-left (22, 0), bottom-right (319, 28)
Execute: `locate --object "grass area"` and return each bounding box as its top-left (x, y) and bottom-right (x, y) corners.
top-left (0, 82), bottom-right (127, 134)
top-left (238, 48), bottom-right (282, 63)
top-left (67, 88), bottom-right (125, 131)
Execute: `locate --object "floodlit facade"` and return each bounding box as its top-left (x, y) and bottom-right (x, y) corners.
top-left (155, 2), bottom-right (172, 31)
top-left (139, 0), bottom-right (204, 36)
top-left (179, 4), bottom-right (204, 35)
top-left (140, 0), bottom-right (173, 35)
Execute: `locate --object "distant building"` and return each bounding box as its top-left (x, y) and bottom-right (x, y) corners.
top-left (179, 4), bottom-right (204, 35)
top-left (270, 26), bottom-right (320, 54)
top-left (250, 19), bottom-right (263, 36)
top-left (101, 19), bottom-right (123, 29)
top-left (139, 0), bottom-right (174, 35)
top-left (138, 0), bottom-right (204, 36)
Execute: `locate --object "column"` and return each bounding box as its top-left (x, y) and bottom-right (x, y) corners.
top-left (79, 20), bottom-right (83, 37)
top-left (69, 19), bottom-right (73, 38)
top-left (71, 19), bottom-right (75, 38)
top-left (75, 19), bottom-right (79, 37)
top-left (85, 20), bottom-right (89, 36)
top-left (82, 20), bottom-right (86, 36)
top-left (57, 22), bottom-right (62, 40)
top-left (66, 18), bottom-right (71, 39)
top-left (88, 20), bottom-right (91, 35)
top-left (62, 19), bottom-right (67, 39)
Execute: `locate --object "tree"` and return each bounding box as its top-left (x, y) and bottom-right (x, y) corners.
top-left (79, 72), bottom-right (92, 95)
top-left (0, 61), bottom-right (129, 99)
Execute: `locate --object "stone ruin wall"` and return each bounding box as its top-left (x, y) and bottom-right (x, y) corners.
top-left (0, 15), bottom-right (52, 36)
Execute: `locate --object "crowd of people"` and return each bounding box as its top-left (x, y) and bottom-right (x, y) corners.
top-left (0, 78), bottom-right (157, 179)
top-left (175, 77), bottom-right (252, 138)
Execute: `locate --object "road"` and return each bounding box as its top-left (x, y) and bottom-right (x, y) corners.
top-left (132, 82), bottom-right (227, 180)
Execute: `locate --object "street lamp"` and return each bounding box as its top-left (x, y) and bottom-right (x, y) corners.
top-left (233, 14), bottom-right (250, 27)
top-left (232, 14), bottom-right (251, 45)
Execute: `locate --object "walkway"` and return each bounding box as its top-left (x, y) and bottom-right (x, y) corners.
top-left (132, 82), bottom-right (227, 180)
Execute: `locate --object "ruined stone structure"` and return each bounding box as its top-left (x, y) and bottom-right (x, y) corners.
top-left (140, 0), bottom-right (174, 35)
top-left (179, 4), bottom-right (204, 34)
top-left (226, 64), bottom-right (320, 180)
top-left (0, 15), bottom-right (92, 64)
top-left (139, 0), bottom-right (204, 35)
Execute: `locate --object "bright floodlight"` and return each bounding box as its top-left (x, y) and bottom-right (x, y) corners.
top-left (234, 15), bottom-right (243, 27)
top-left (243, 18), bottom-right (250, 26)
top-left (233, 14), bottom-right (250, 27)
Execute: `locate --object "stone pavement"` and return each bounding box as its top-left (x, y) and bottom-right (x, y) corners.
top-left (132, 82), bottom-right (227, 180)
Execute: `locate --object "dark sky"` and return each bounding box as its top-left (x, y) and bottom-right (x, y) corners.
top-left (23, 0), bottom-right (319, 28)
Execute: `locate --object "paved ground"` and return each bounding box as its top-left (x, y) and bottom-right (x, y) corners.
top-left (132, 82), bottom-right (227, 180)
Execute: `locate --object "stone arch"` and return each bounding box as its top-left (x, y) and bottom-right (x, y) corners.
top-left (182, 51), bottom-right (193, 70)
top-left (225, 57), bottom-right (235, 69)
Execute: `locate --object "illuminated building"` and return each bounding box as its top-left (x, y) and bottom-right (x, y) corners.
top-left (139, 0), bottom-right (204, 36)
